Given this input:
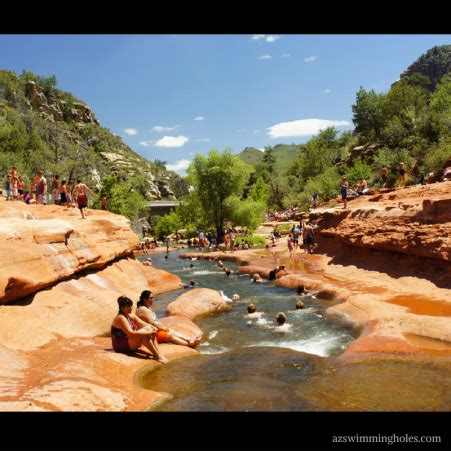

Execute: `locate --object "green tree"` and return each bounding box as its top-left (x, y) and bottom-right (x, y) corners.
top-left (248, 176), bottom-right (269, 204)
top-left (224, 196), bottom-right (266, 233)
top-left (187, 149), bottom-right (251, 238)
top-left (352, 88), bottom-right (387, 141)
top-left (154, 211), bottom-right (182, 240)
top-left (93, 175), bottom-right (147, 219)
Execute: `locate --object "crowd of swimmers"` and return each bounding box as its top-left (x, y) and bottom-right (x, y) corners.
top-left (2, 166), bottom-right (101, 219)
top-left (114, 239), bottom-right (315, 362)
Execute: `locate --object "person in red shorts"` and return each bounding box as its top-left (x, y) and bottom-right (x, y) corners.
top-left (111, 296), bottom-right (168, 363)
top-left (135, 290), bottom-right (202, 347)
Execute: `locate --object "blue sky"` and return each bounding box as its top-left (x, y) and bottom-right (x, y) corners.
top-left (1, 34), bottom-right (449, 173)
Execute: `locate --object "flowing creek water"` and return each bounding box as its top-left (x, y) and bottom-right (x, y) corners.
top-left (137, 250), bottom-right (451, 411)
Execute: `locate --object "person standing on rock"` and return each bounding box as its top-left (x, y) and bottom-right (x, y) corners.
top-left (36, 171), bottom-right (47, 205)
top-left (74, 178), bottom-right (95, 219)
top-left (229, 229), bottom-right (236, 253)
top-left (58, 180), bottom-right (68, 206)
top-left (4, 174), bottom-right (13, 201)
top-left (51, 175), bottom-right (61, 205)
top-left (17, 176), bottom-right (24, 197)
top-left (380, 165), bottom-right (389, 188)
top-left (302, 222), bottom-right (316, 254)
top-left (66, 181), bottom-right (74, 207)
top-left (101, 194), bottom-right (109, 211)
top-left (340, 176), bottom-right (349, 209)
top-left (111, 296), bottom-right (168, 363)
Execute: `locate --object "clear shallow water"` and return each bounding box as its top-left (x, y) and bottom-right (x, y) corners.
top-left (138, 250), bottom-right (451, 411)
top-left (146, 250), bottom-right (356, 358)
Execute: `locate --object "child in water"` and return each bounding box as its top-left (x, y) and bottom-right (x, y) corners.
top-left (246, 303), bottom-right (264, 319)
top-left (274, 312), bottom-right (292, 332)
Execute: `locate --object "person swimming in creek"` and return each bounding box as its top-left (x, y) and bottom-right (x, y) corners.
top-left (246, 303), bottom-right (264, 319)
top-left (110, 296), bottom-right (168, 363)
top-left (179, 280), bottom-right (196, 288)
top-left (135, 290), bottom-right (201, 347)
top-left (274, 312), bottom-right (292, 332)
top-left (219, 292), bottom-right (240, 303)
top-left (296, 299), bottom-right (304, 309)
top-left (252, 273), bottom-right (263, 283)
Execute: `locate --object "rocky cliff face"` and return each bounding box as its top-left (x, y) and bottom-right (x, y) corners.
top-left (310, 183), bottom-right (451, 267)
top-left (398, 44), bottom-right (451, 91)
top-left (0, 70), bottom-right (176, 200)
top-left (25, 80), bottom-right (100, 125)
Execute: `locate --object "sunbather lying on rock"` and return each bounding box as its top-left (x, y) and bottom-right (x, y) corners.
top-left (111, 296), bottom-right (168, 363)
top-left (136, 290), bottom-right (201, 347)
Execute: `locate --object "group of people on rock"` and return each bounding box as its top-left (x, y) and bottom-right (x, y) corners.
top-left (267, 205), bottom-right (300, 222)
top-left (339, 163), bottom-right (422, 209)
top-left (2, 166), bottom-right (99, 219)
top-left (111, 290), bottom-right (202, 364)
top-left (285, 221), bottom-right (318, 254)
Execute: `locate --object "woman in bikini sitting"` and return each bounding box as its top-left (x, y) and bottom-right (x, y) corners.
top-left (135, 290), bottom-right (202, 347)
top-left (111, 296), bottom-right (168, 363)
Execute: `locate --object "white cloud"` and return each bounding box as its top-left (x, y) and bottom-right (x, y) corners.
top-left (236, 128), bottom-right (247, 133)
top-left (197, 138), bottom-right (211, 142)
top-left (266, 35), bottom-right (279, 43)
top-left (151, 125), bottom-right (181, 132)
top-left (258, 54), bottom-right (272, 60)
top-left (166, 159), bottom-right (191, 174)
top-left (194, 116), bottom-right (205, 121)
top-left (322, 89), bottom-right (331, 94)
top-left (267, 119), bottom-right (351, 138)
top-left (304, 56), bottom-right (318, 63)
top-left (123, 128), bottom-right (138, 135)
top-left (281, 53), bottom-right (291, 58)
top-left (154, 135), bottom-right (189, 148)
top-left (139, 141), bottom-right (151, 147)
top-left (251, 34), bottom-right (279, 43)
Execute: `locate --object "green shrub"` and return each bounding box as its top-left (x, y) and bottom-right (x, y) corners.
top-left (235, 235), bottom-right (267, 246)
top-left (420, 138), bottom-right (451, 175)
top-left (153, 212), bottom-right (182, 240)
top-left (345, 157), bottom-right (374, 187)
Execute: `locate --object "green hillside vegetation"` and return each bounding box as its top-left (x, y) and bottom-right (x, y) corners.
top-left (236, 45), bottom-right (451, 211)
top-left (0, 69), bottom-right (178, 219)
top-left (153, 46), bottom-right (450, 240)
top-left (238, 144), bottom-right (303, 172)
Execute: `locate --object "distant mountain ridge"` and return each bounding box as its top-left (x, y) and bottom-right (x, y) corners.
top-left (238, 144), bottom-right (303, 170)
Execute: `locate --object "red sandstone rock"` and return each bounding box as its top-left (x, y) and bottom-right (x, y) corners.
top-left (0, 199), bottom-right (139, 304)
top-left (0, 258), bottom-right (182, 351)
top-left (310, 182), bottom-right (451, 263)
top-left (166, 288), bottom-right (230, 320)
top-left (159, 315), bottom-right (203, 339)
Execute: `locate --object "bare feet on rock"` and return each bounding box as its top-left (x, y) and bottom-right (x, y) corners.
top-left (156, 356), bottom-right (169, 364)
top-left (189, 336), bottom-right (202, 347)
